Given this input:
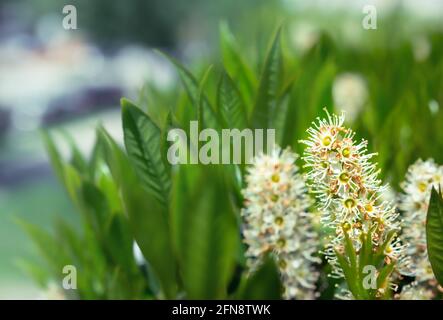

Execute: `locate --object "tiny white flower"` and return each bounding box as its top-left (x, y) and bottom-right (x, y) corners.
top-left (398, 282), bottom-right (434, 300)
top-left (332, 73), bottom-right (368, 123)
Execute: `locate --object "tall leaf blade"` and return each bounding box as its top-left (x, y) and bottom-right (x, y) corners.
top-left (105, 213), bottom-right (141, 279)
top-left (159, 52), bottom-right (221, 131)
top-left (426, 187), bottom-right (443, 286)
top-left (61, 130), bottom-right (88, 175)
top-left (121, 99), bottom-right (171, 207)
top-left (219, 22), bottom-right (256, 110)
top-left (170, 164), bottom-right (240, 299)
top-left (41, 131), bottom-right (84, 209)
top-left (250, 28), bottom-right (283, 129)
top-left (79, 182), bottom-right (110, 239)
top-left (17, 220), bottom-right (70, 275)
top-left (217, 72), bottom-right (248, 130)
top-left (41, 131), bottom-right (65, 185)
top-left (98, 126), bottom-right (178, 298)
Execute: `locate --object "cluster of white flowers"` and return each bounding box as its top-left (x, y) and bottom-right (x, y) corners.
top-left (241, 147), bottom-right (320, 299)
top-left (399, 159), bottom-right (443, 299)
top-left (398, 282), bottom-right (435, 300)
top-left (332, 73), bottom-right (368, 123)
top-left (300, 110), bottom-right (409, 297)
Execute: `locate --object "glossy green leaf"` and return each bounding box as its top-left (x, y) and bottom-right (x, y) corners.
top-left (170, 164), bottom-right (240, 299)
top-left (217, 72), bottom-right (248, 130)
top-left (79, 181), bottom-right (110, 238)
top-left (95, 167), bottom-right (122, 214)
top-left (62, 164), bottom-right (83, 210)
top-left (17, 220), bottom-right (70, 275)
top-left (236, 254), bottom-right (282, 299)
top-left (426, 187), bottom-right (443, 286)
top-left (219, 22), bottom-right (256, 110)
top-left (53, 218), bottom-right (106, 299)
top-left (41, 131), bottom-right (83, 209)
top-left (250, 28), bottom-right (283, 129)
top-left (121, 99), bottom-right (171, 207)
top-left (41, 131), bottom-right (65, 185)
top-left (159, 52), bottom-right (221, 131)
top-left (105, 213), bottom-right (140, 277)
top-left (61, 130), bottom-right (88, 175)
top-left (98, 126), bottom-right (178, 298)
top-left (89, 134), bottom-right (106, 180)
top-left (16, 259), bottom-right (51, 288)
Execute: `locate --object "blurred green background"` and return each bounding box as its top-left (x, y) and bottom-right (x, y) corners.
top-left (0, 0), bottom-right (442, 298)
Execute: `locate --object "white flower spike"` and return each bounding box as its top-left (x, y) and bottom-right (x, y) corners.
top-left (300, 109), bottom-right (410, 299)
top-left (241, 146), bottom-right (320, 299)
top-left (399, 159), bottom-right (443, 299)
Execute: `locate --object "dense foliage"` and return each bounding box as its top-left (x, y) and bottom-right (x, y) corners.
top-left (20, 24), bottom-right (443, 299)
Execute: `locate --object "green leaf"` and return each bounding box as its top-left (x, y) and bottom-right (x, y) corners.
top-left (105, 213), bottom-right (139, 276)
top-left (41, 131), bottom-right (65, 185)
top-left (236, 254), bottom-right (282, 299)
top-left (16, 258), bottom-right (51, 288)
top-left (376, 262), bottom-right (396, 297)
top-left (272, 94), bottom-right (290, 146)
top-left (95, 166), bottom-right (122, 214)
top-left (53, 218), bottom-right (106, 299)
top-left (343, 231), bottom-right (357, 273)
top-left (159, 51), bottom-right (221, 131)
top-left (343, 231), bottom-right (370, 299)
top-left (96, 127), bottom-right (129, 188)
top-left (217, 72), bottom-right (248, 130)
top-left (89, 134), bottom-right (106, 180)
top-left (61, 130), bottom-right (88, 175)
top-left (121, 98), bottom-right (171, 207)
top-left (16, 220), bottom-right (70, 275)
top-left (426, 187), bottom-right (443, 286)
top-left (250, 28), bottom-right (283, 129)
top-left (62, 164), bottom-right (83, 210)
top-left (171, 164), bottom-right (240, 299)
top-left (98, 126), bottom-right (178, 299)
top-left (79, 181), bottom-right (110, 238)
top-left (334, 248), bottom-right (362, 299)
top-left (160, 112), bottom-right (176, 169)
top-left (197, 65), bottom-right (220, 130)
top-left (219, 22), bottom-right (256, 110)
top-left (53, 218), bottom-right (86, 270)
top-left (41, 131), bottom-right (83, 209)
top-left (138, 83), bottom-right (171, 128)
top-left (358, 225), bottom-right (376, 276)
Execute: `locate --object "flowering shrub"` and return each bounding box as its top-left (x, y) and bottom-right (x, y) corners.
top-left (20, 26), bottom-right (443, 300)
